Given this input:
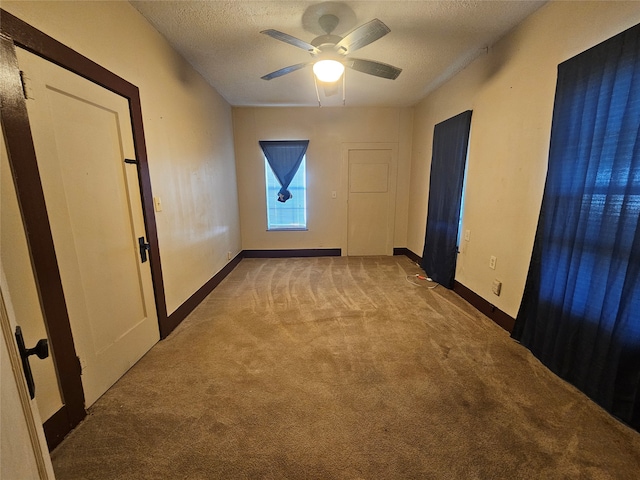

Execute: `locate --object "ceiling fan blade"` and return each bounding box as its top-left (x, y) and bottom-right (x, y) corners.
top-left (261, 63), bottom-right (310, 80)
top-left (260, 29), bottom-right (320, 55)
top-left (335, 19), bottom-right (390, 54)
top-left (346, 58), bottom-right (402, 80)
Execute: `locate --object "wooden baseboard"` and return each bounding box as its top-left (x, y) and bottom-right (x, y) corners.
top-left (243, 248), bottom-right (341, 258)
top-left (44, 405), bottom-right (81, 452)
top-left (162, 248), bottom-right (515, 339)
top-left (161, 249), bottom-right (342, 337)
top-left (393, 249), bottom-right (515, 332)
top-left (393, 248), bottom-right (422, 264)
top-left (453, 281), bottom-right (516, 332)
top-left (162, 253), bottom-right (243, 338)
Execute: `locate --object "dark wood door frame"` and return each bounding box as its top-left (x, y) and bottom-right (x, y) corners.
top-left (0, 10), bottom-right (169, 450)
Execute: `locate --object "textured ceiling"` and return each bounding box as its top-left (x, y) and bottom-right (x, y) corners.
top-left (131, 1), bottom-right (546, 107)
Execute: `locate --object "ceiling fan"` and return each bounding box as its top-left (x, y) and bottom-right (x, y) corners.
top-left (260, 14), bottom-right (402, 101)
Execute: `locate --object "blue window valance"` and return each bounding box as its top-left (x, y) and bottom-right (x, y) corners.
top-left (259, 140), bottom-right (309, 203)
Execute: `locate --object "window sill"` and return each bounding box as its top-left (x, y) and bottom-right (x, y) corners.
top-left (267, 228), bottom-right (308, 232)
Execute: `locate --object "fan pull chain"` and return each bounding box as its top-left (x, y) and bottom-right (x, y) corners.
top-left (342, 68), bottom-right (346, 106)
top-left (313, 72), bottom-right (322, 107)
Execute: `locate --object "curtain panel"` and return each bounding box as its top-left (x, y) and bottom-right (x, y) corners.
top-left (421, 110), bottom-right (472, 288)
top-left (259, 140), bottom-right (309, 203)
top-left (512, 24), bottom-right (640, 430)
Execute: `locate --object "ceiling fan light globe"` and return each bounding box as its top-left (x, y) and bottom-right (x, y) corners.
top-left (313, 60), bottom-right (345, 83)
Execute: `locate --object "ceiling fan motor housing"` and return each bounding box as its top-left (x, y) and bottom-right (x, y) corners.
top-left (311, 34), bottom-right (343, 49)
top-left (319, 14), bottom-right (339, 34)
top-left (311, 14), bottom-right (343, 50)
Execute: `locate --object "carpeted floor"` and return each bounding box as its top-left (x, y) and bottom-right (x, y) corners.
top-left (51, 256), bottom-right (640, 479)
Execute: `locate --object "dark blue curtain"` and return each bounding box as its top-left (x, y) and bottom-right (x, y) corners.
top-left (259, 140), bottom-right (309, 203)
top-left (421, 110), bottom-right (472, 288)
top-left (512, 24), bottom-right (640, 431)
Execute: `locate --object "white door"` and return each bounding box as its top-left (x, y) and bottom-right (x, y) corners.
top-left (346, 147), bottom-right (397, 256)
top-left (17, 48), bottom-right (159, 407)
top-left (1, 288), bottom-right (55, 480)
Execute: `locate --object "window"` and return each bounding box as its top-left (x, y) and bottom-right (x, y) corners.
top-left (421, 110), bottom-right (472, 288)
top-left (513, 24), bottom-right (640, 429)
top-left (265, 155), bottom-right (307, 230)
top-left (456, 139), bottom-right (471, 250)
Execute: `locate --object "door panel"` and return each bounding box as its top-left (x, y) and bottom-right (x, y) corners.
top-left (347, 148), bottom-right (396, 256)
top-left (349, 163), bottom-right (389, 193)
top-left (17, 48), bottom-right (159, 408)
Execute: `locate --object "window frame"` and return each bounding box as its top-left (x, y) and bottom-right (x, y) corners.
top-left (264, 154), bottom-right (308, 231)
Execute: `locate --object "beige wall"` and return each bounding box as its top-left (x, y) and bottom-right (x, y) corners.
top-left (407, 1), bottom-right (640, 317)
top-left (1, 1), bottom-right (242, 315)
top-left (233, 107), bottom-right (412, 252)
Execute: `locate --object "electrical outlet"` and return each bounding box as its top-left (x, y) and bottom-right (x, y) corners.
top-left (153, 196), bottom-right (162, 212)
top-left (331, 191), bottom-right (337, 199)
top-left (492, 279), bottom-right (502, 296)
top-left (464, 230), bottom-right (470, 241)
top-left (227, 251), bottom-right (232, 260)
top-left (489, 255), bottom-right (497, 270)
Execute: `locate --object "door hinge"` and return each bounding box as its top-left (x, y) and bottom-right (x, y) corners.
top-left (19, 70), bottom-right (29, 99)
top-left (76, 356), bottom-right (83, 375)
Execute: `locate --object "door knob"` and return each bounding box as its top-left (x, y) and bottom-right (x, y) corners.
top-left (15, 326), bottom-right (49, 399)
